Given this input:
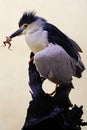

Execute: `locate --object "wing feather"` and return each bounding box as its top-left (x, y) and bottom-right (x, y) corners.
top-left (43, 23), bottom-right (82, 61)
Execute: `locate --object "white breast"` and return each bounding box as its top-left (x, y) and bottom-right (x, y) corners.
top-left (25, 28), bottom-right (49, 53)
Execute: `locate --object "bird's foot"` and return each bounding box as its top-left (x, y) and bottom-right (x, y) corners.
top-left (3, 36), bottom-right (12, 50)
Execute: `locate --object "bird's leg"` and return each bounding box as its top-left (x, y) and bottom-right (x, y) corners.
top-left (3, 36), bottom-right (12, 50)
top-left (29, 56), bottom-right (34, 63)
top-left (47, 84), bottom-right (59, 96)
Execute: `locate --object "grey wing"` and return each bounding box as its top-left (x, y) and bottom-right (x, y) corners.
top-left (34, 44), bottom-right (73, 84)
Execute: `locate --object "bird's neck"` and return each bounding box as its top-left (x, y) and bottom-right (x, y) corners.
top-left (25, 23), bottom-right (48, 53)
top-left (27, 19), bottom-right (46, 34)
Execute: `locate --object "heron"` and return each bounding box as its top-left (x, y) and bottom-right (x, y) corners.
top-left (3, 11), bottom-right (85, 94)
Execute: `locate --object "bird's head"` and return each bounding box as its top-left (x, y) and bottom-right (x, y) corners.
top-left (10, 11), bottom-right (46, 39)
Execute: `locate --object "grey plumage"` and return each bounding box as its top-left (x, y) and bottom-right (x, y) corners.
top-left (34, 43), bottom-right (85, 84)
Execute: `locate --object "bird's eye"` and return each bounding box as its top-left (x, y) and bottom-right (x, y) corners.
top-left (24, 24), bottom-right (28, 28)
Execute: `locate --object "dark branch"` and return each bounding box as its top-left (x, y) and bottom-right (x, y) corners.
top-left (21, 52), bottom-right (87, 130)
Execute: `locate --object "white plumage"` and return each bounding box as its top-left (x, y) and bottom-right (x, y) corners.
top-left (25, 25), bottom-right (48, 53)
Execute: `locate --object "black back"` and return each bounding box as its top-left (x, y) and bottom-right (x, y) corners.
top-left (43, 23), bottom-right (78, 60)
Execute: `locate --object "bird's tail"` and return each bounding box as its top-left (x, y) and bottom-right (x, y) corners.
top-left (71, 57), bottom-right (85, 78)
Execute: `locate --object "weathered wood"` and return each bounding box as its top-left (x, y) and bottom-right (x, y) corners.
top-left (21, 52), bottom-right (87, 130)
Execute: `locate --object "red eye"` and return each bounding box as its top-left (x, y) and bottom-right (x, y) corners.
top-left (24, 24), bottom-right (28, 28)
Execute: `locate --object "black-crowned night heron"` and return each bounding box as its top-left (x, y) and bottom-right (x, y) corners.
top-left (4, 11), bottom-right (85, 91)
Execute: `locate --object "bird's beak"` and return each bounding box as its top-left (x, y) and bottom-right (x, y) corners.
top-left (10, 28), bottom-right (23, 39)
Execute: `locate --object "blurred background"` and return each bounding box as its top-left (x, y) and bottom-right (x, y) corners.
top-left (0, 0), bottom-right (87, 130)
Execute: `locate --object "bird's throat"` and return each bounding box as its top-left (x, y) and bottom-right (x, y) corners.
top-left (25, 29), bottom-right (48, 53)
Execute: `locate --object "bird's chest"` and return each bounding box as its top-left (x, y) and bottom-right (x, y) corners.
top-left (25, 29), bottom-right (48, 53)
